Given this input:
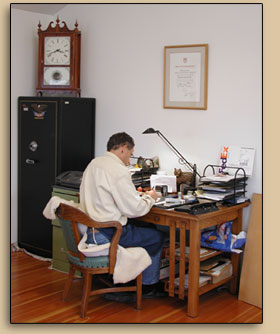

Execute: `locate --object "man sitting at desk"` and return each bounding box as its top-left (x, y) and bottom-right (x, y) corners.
top-left (79, 132), bottom-right (166, 301)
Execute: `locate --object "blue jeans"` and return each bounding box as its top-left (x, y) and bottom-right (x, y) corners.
top-left (86, 220), bottom-right (166, 285)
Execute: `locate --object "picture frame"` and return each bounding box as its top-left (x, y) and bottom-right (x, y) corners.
top-left (164, 44), bottom-right (208, 110)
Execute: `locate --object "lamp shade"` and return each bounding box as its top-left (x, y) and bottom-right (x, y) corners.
top-left (142, 128), bottom-right (157, 134)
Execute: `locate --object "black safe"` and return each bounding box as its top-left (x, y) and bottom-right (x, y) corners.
top-left (18, 96), bottom-right (95, 257)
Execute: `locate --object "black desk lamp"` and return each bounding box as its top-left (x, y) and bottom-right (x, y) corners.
top-left (142, 128), bottom-right (201, 179)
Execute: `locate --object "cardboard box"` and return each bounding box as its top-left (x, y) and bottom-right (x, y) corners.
top-left (200, 257), bottom-right (232, 284)
top-left (211, 263), bottom-right (232, 284)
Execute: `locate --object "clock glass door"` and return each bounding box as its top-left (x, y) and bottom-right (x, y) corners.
top-left (44, 67), bottom-right (70, 86)
top-left (44, 36), bottom-right (70, 65)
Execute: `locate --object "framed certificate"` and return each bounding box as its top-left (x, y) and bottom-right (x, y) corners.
top-left (164, 44), bottom-right (208, 110)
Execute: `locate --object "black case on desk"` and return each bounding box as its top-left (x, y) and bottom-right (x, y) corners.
top-left (18, 96), bottom-right (95, 257)
top-left (174, 201), bottom-right (219, 215)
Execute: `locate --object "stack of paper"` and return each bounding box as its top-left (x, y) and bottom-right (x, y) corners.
top-left (196, 189), bottom-right (244, 201)
top-left (197, 173), bottom-right (247, 203)
top-left (174, 274), bottom-right (211, 289)
top-left (175, 247), bottom-right (218, 258)
top-left (199, 174), bottom-right (246, 184)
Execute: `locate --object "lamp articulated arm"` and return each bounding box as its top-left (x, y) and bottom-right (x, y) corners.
top-left (142, 128), bottom-right (201, 179)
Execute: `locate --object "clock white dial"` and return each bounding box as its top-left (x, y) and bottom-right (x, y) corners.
top-left (44, 36), bottom-right (70, 65)
top-left (43, 67), bottom-right (70, 86)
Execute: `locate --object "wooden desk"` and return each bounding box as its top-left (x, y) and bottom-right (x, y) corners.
top-left (141, 201), bottom-right (250, 318)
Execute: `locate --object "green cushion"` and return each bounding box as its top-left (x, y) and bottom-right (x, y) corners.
top-left (67, 253), bottom-right (109, 268)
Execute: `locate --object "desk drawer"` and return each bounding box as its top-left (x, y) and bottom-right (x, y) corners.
top-left (143, 212), bottom-right (165, 225)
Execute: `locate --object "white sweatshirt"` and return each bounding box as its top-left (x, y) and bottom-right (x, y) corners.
top-left (79, 152), bottom-right (155, 226)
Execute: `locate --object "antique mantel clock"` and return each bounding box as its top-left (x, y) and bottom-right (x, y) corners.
top-left (36, 17), bottom-right (81, 97)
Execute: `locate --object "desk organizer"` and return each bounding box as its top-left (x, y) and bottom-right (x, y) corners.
top-left (198, 165), bottom-right (248, 205)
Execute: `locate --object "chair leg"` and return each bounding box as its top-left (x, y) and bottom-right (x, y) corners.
top-left (81, 272), bottom-right (92, 318)
top-left (63, 263), bottom-right (75, 301)
top-left (136, 273), bottom-right (142, 310)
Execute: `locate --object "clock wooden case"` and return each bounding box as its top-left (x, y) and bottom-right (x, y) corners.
top-left (36, 17), bottom-right (81, 97)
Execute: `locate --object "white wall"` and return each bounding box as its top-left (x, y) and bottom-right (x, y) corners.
top-left (11, 9), bottom-right (57, 244)
top-left (11, 4), bottom-right (262, 243)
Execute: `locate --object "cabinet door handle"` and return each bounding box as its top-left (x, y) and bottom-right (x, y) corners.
top-left (26, 159), bottom-right (35, 164)
top-left (154, 216), bottom-right (160, 222)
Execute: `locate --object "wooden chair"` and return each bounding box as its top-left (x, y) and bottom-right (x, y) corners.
top-left (56, 203), bottom-right (142, 318)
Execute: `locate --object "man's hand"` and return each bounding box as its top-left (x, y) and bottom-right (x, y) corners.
top-left (145, 189), bottom-right (159, 201)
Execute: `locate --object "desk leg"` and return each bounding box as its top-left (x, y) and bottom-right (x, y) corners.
top-left (168, 218), bottom-right (176, 297)
top-left (230, 208), bottom-right (243, 294)
top-left (188, 221), bottom-right (200, 318)
top-left (179, 222), bottom-right (186, 300)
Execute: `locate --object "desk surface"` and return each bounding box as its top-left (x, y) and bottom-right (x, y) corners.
top-left (150, 201), bottom-right (249, 220)
top-left (143, 201), bottom-right (250, 230)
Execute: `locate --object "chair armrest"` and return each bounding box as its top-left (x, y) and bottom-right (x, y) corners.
top-left (104, 222), bottom-right (122, 274)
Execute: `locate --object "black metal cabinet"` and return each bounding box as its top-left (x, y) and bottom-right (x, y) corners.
top-left (18, 96), bottom-right (95, 257)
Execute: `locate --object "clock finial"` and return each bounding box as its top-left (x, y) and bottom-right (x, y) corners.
top-left (56, 16), bottom-right (60, 25)
top-left (74, 20), bottom-right (79, 31)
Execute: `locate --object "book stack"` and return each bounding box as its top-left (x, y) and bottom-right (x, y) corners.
top-left (159, 257), bottom-right (179, 280)
top-left (197, 174), bottom-right (248, 204)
